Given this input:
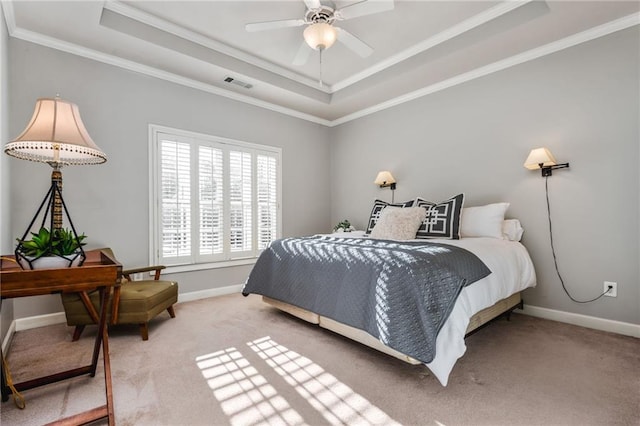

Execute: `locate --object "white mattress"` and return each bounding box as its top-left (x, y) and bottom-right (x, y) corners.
top-left (330, 231), bottom-right (537, 385)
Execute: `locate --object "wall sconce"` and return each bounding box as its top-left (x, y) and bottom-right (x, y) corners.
top-left (524, 147), bottom-right (569, 177)
top-left (524, 146), bottom-right (607, 303)
top-left (374, 170), bottom-right (396, 202)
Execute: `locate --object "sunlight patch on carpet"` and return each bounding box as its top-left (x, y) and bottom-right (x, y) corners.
top-left (196, 347), bottom-right (305, 426)
top-left (248, 336), bottom-right (400, 426)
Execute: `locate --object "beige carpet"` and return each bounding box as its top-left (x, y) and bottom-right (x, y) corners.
top-left (1, 293), bottom-right (639, 426)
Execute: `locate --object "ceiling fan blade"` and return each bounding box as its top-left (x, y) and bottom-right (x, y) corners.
top-left (336, 0), bottom-right (394, 20)
top-left (303, 0), bottom-right (322, 10)
top-left (293, 41), bottom-right (312, 66)
top-left (335, 27), bottom-right (373, 58)
top-left (245, 19), bottom-right (305, 32)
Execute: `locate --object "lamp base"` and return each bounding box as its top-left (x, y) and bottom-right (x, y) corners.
top-left (14, 177), bottom-right (86, 270)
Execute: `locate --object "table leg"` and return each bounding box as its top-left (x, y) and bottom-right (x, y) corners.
top-left (95, 287), bottom-right (115, 425)
top-left (89, 288), bottom-right (109, 377)
top-left (44, 286), bottom-right (115, 425)
top-left (1, 348), bottom-right (9, 402)
top-left (102, 319), bottom-right (115, 426)
top-left (0, 298), bottom-right (7, 402)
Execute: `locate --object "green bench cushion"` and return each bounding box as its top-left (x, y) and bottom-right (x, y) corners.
top-left (62, 280), bottom-right (178, 325)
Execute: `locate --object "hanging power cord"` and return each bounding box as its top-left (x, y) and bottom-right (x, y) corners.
top-left (318, 48), bottom-right (324, 87)
top-left (0, 256), bottom-right (26, 408)
top-left (545, 176), bottom-right (610, 303)
top-left (2, 354), bottom-right (26, 409)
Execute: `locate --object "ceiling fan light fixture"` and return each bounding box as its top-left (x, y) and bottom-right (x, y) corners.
top-left (304, 22), bottom-right (337, 50)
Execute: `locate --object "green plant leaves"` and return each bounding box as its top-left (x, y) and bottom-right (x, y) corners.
top-left (17, 227), bottom-right (86, 257)
top-left (333, 219), bottom-right (352, 232)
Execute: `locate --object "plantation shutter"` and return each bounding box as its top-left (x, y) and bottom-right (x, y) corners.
top-left (257, 154), bottom-right (278, 250)
top-left (228, 150), bottom-right (253, 257)
top-left (198, 145), bottom-right (224, 260)
top-left (159, 137), bottom-right (191, 264)
top-left (151, 125), bottom-right (281, 268)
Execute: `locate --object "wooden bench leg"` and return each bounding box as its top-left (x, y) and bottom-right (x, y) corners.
top-left (139, 323), bottom-right (149, 341)
top-left (167, 306), bottom-right (176, 318)
top-left (72, 325), bottom-right (86, 341)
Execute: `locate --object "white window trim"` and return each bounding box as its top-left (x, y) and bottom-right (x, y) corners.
top-left (148, 124), bottom-right (282, 272)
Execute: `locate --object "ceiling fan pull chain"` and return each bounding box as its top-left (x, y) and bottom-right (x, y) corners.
top-left (319, 48), bottom-right (323, 87)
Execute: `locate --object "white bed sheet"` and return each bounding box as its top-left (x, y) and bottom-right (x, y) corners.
top-left (330, 231), bottom-right (537, 385)
top-left (425, 237), bottom-right (536, 385)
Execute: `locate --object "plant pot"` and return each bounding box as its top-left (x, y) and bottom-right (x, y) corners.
top-left (17, 254), bottom-right (83, 270)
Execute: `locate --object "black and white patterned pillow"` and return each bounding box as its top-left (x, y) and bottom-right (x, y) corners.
top-left (415, 194), bottom-right (465, 239)
top-left (365, 199), bottom-right (415, 234)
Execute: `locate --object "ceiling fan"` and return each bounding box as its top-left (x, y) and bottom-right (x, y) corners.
top-left (245, 0), bottom-right (394, 66)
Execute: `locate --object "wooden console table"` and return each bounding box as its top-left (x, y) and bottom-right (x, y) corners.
top-left (1, 249), bottom-right (122, 426)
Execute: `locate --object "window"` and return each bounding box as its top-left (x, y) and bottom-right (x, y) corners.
top-left (150, 125), bottom-right (281, 270)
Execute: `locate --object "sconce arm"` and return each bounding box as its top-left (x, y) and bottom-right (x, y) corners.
top-left (541, 162), bottom-right (570, 177)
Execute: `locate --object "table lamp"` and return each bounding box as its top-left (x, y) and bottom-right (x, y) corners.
top-left (4, 96), bottom-right (107, 268)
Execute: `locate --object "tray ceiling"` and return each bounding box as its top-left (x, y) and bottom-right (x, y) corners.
top-left (4, 1), bottom-right (639, 125)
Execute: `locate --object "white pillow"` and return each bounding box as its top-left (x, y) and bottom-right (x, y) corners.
top-left (370, 207), bottom-right (426, 240)
top-left (502, 219), bottom-right (524, 241)
top-left (460, 202), bottom-right (510, 239)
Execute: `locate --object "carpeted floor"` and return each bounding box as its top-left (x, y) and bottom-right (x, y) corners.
top-left (1, 293), bottom-right (639, 425)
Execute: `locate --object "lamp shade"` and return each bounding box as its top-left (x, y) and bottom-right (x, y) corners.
top-left (5, 97), bottom-right (107, 166)
top-left (524, 147), bottom-right (557, 170)
top-left (304, 23), bottom-right (337, 50)
top-left (374, 171), bottom-right (396, 186)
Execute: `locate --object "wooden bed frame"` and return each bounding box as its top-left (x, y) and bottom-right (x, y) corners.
top-left (263, 292), bottom-right (523, 364)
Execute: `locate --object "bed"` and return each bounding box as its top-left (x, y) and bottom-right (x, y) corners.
top-left (242, 199), bottom-right (537, 386)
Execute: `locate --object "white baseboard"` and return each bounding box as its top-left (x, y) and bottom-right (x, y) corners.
top-left (14, 312), bottom-right (67, 332)
top-left (6, 284), bottom-right (245, 336)
top-left (517, 304), bottom-right (640, 338)
top-left (177, 284), bottom-right (244, 303)
top-left (5, 290), bottom-right (637, 353)
top-left (2, 321), bottom-right (16, 354)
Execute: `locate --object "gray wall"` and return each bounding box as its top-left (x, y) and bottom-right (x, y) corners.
top-left (8, 39), bottom-right (331, 319)
top-left (1, 3), bottom-right (13, 340)
top-left (329, 28), bottom-right (639, 325)
top-left (5, 25), bottom-right (638, 327)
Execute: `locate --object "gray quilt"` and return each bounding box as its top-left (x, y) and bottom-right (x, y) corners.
top-left (242, 235), bottom-right (491, 363)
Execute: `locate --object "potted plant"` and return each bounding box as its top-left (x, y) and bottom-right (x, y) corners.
top-left (333, 219), bottom-right (355, 233)
top-left (16, 227), bottom-right (87, 270)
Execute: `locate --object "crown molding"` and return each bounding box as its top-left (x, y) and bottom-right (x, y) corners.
top-left (332, 0), bottom-right (533, 92)
top-left (6, 25), bottom-right (331, 126)
top-left (104, 0), bottom-right (330, 94)
top-left (1, 0), bottom-right (16, 35)
top-left (105, 1), bottom-right (535, 95)
top-left (331, 12), bottom-right (640, 127)
top-left (3, 2), bottom-right (637, 128)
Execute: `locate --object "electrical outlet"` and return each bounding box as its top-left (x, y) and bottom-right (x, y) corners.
top-left (604, 281), bottom-right (617, 297)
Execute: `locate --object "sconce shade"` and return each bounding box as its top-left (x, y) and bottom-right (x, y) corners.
top-left (304, 23), bottom-right (337, 50)
top-left (374, 171), bottom-right (396, 187)
top-left (524, 147), bottom-right (557, 170)
top-left (5, 97), bottom-right (107, 166)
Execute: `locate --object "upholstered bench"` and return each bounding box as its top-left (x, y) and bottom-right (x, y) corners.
top-left (61, 248), bottom-right (178, 341)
